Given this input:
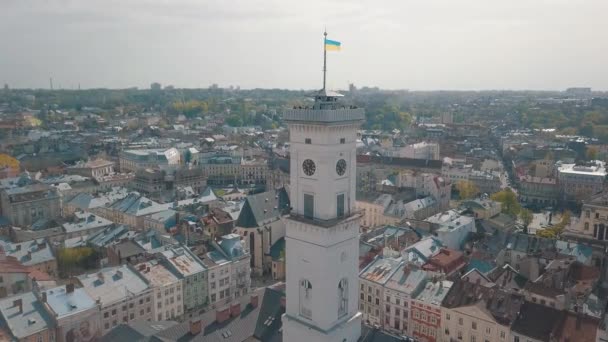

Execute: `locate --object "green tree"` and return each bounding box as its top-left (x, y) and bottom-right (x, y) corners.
top-left (586, 146), bottom-right (599, 160)
top-left (456, 180), bottom-right (479, 200)
top-left (491, 188), bottom-right (521, 217)
top-left (519, 208), bottom-right (533, 233)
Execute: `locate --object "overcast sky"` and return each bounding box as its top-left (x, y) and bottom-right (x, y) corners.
top-left (1, 0), bottom-right (607, 90)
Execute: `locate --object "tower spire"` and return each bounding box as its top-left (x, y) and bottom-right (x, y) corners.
top-left (323, 30), bottom-right (327, 91)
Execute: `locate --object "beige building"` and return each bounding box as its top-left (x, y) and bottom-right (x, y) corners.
top-left (356, 196), bottom-right (400, 228)
top-left (1, 183), bottom-right (61, 227)
top-left (359, 257), bottom-right (403, 326)
top-left (135, 261), bottom-right (184, 321)
top-left (119, 148), bottom-right (180, 172)
top-left (67, 159), bottom-right (115, 179)
top-left (570, 191), bottom-right (608, 240)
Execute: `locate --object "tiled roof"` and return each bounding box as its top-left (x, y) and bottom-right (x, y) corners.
top-left (511, 302), bottom-right (564, 341)
top-left (236, 188), bottom-right (289, 228)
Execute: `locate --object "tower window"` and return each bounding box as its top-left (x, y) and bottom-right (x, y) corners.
top-left (305, 138), bottom-right (312, 144)
top-left (337, 194), bottom-right (345, 218)
top-left (300, 279), bottom-right (313, 319)
top-left (340, 138), bottom-right (345, 144)
top-left (304, 194), bottom-right (314, 219)
top-left (338, 278), bottom-right (348, 318)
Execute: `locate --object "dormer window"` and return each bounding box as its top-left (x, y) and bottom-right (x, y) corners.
top-left (305, 138), bottom-right (312, 144)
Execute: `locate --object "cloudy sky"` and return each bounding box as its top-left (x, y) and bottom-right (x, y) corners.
top-left (1, 0), bottom-right (607, 90)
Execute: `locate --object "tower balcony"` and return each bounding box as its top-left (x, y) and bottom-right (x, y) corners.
top-left (284, 107), bottom-right (364, 124)
top-left (287, 210), bottom-right (362, 228)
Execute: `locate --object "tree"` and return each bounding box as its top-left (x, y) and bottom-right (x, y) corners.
top-left (586, 146), bottom-right (599, 160)
top-left (491, 188), bottom-right (521, 217)
top-left (456, 180), bottom-right (479, 200)
top-left (519, 208), bottom-right (533, 233)
top-left (537, 211), bottom-right (571, 239)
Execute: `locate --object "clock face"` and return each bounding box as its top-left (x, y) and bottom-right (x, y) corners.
top-left (302, 159), bottom-right (316, 176)
top-left (336, 159), bottom-right (347, 176)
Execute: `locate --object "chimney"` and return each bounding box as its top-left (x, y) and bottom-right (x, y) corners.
top-left (216, 307), bottom-right (230, 323)
top-left (26, 251), bottom-right (32, 260)
top-left (13, 299), bottom-right (23, 313)
top-left (189, 319), bottom-right (202, 335)
top-left (15, 244), bottom-right (21, 251)
top-left (250, 294), bottom-right (259, 308)
top-left (230, 302), bottom-right (241, 317)
top-left (41, 292), bottom-right (47, 303)
top-left (66, 283), bottom-right (75, 294)
top-left (37, 242), bottom-right (46, 250)
top-left (116, 270), bottom-right (123, 278)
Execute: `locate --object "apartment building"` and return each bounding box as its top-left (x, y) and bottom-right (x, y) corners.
top-left (77, 265), bottom-right (153, 335)
top-left (410, 280), bottom-right (452, 342)
top-left (159, 247), bottom-right (208, 313)
top-left (119, 148), bottom-right (180, 172)
top-left (135, 260), bottom-right (184, 321)
top-left (359, 257), bottom-right (403, 326)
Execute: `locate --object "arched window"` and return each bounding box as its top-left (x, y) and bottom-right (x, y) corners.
top-left (338, 278), bottom-right (348, 317)
top-left (299, 279), bottom-right (312, 319)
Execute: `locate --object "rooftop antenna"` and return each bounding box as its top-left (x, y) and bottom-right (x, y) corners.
top-left (49, 77), bottom-right (53, 90)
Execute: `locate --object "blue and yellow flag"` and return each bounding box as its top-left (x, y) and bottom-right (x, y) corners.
top-left (325, 39), bottom-right (341, 51)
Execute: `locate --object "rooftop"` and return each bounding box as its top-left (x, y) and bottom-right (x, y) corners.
top-left (161, 247), bottom-right (206, 277)
top-left (0, 292), bottom-right (53, 339)
top-left (359, 257), bottom-right (403, 285)
top-left (135, 261), bottom-right (180, 288)
top-left (44, 285), bottom-right (97, 318)
top-left (414, 280), bottom-right (453, 306)
top-left (62, 211), bottom-right (113, 233)
top-left (78, 265), bottom-right (150, 306)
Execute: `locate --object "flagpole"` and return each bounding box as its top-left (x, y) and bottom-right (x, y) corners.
top-left (323, 30), bottom-right (327, 91)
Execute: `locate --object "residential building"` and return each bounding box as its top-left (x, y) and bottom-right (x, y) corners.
top-left (425, 209), bottom-right (475, 250)
top-left (441, 277), bottom-right (523, 342)
top-left (41, 284), bottom-right (102, 342)
top-left (1, 239), bottom-right (57, 277)
top-left (410, 280), bottom-right (452, 342)
top-left (461, 198), bottom-right (502, 219)
top-left (0, 183), bottom-right (61, 227)
top-left (62, 211), bottom-right (114, 240)
top-left (383, 267), bottom-right (428, 336)
top-left (0, 292), bottom-right (55, 342)
top-left (119, 148), bottom-right (180, 172)
top-left (77, 265), bottom-right (153, 334)
top-left (557, 160), bottom-right (607, 202)
top-left (97, 192), bottom-right (166, 230)
top-left (518, 176), bottom-right (559, 207)
top-left (386, 142), bottom-right (440, 160)
top-left (0, 253), bottom-right (32, 298)
top-left (143, 209), bottom-right (176, 233)
top-left (135, 260), bottom-right (183, 321)
top-left (359, 257), bottom-right (404, 326)
top-left (159, 246), bottom-right (208, 313)
top-left (421, 248), bottom-right (466, 277)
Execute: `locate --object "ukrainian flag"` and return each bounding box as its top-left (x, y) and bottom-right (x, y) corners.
top-left (325, 39), bottom-right (341, 51)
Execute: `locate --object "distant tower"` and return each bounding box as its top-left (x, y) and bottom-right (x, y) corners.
top-left (282, 32), bottom-right (364, 342)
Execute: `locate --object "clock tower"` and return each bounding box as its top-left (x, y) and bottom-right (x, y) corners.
top-left (281, 61), bottom-right (364, 341)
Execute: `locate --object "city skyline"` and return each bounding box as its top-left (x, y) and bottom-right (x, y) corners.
top-left (1, 0), bottom-right (608, 91)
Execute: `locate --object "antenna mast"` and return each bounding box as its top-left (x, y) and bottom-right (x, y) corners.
top-left (322, 30), bottom-right (327, 91)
